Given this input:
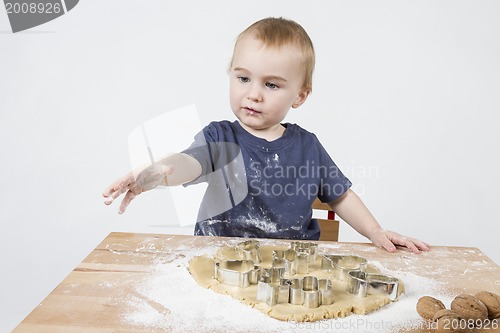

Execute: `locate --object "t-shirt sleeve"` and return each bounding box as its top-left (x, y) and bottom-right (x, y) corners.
top-left (180, 124), bottom-right (217, 185)
top-left (181, 121), bottom-right (242, 186)
top-left (314, 136), bottom-right (352, 203)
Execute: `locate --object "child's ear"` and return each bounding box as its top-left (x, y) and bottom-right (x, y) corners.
top-left (292, 89), bottom-right (310, 108)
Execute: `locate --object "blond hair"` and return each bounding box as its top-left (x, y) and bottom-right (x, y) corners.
top-left (231, 17), bottom-right (315, 93)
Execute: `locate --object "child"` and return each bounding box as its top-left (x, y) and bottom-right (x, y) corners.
top-left (103, 17), bottom-right (429, 254)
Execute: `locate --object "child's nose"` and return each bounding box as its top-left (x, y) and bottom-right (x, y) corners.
top-left (247, 85), bottom-right (263, 102)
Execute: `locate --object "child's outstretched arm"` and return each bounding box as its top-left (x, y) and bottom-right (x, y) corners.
top-left (102, 153), bottom-right (201, 214)
top-left (328, 189), bottom-right (430, 254)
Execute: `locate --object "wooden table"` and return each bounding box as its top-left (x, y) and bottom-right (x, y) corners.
top-left (13, 232), bottom-right (500, 332)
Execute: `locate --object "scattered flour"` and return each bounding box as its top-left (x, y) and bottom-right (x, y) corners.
top-left (367, 261), bottom-right (456, 332)
top-left (242, 217), bottom-right (279, 234)
top-left (122, 244), bottom-right (287, 333)
top-left (196, 217), bottom-right (280, 236)
top-left (121, 243), bottom-right (453, 333)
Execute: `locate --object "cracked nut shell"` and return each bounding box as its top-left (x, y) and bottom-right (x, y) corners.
top-left (416, 296), bottom-right (446, 321)
top-left (433, 309), bottom-right (464, 333)
top-left (450, 294), bottom-right (488, 321)
top-left (474, 291), bottom-right (500, 319)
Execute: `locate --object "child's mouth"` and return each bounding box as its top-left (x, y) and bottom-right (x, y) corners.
top-left (244, 107), bottom-right (261, 115)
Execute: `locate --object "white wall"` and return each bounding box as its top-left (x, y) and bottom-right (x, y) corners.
top-left (1, 1), bottom-right (499, 331)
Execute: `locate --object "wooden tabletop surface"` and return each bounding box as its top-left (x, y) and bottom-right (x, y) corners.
top-left (13, 232), bottom-right (500, 333)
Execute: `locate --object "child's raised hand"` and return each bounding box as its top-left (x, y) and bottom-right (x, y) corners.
top-left (102, 164), bottom-right (173, 214)
top-left (369, 229), bottom-right (431, 254)
top-left (103, 153), bottom-right (201, 214)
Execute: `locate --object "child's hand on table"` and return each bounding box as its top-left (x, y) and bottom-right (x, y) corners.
top-left (369, 228), bottom-right (431, 254)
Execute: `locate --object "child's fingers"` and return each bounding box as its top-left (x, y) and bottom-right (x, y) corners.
top-left (376, 231), bottom-right (430, 254)
top-left (414, 239), bottom-right (430, 251)
top-left (390, 234), bottom-right (419, 253)
top-left (105, 190), bottom-right (124, 205)
top-left (103, 176), bottom-right (134, 203)
top-left (375, 234), bottom-right (397, 253)
top-left (118, 190), bottom-right (136, 214)
top-left (103, 178), bottom-right (125, 197)
top-left (103, 184), bottom-right (120, 200)
top-left (404, 241), bottom-right (420, 254)
top-left (383, 242), bottom-right (397, 253)
top-left (400, 237), bottom-right (430, 254)
top-left (103, 185), bottom-right (125, 204)
top-left (398, 237), bottom-right (430, 253)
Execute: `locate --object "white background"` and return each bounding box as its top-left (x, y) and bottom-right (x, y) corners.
top-left (1, 1), bottom-right (499, 331)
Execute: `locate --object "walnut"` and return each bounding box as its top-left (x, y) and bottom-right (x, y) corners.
top-left (433, 309), bottom-right (464, 333)
top-left (450, 294), bottom-right (488, 321)
top-left (416, 296), bottom-right (446, 321)
top-left (474, 291), bottom-right (500, 319)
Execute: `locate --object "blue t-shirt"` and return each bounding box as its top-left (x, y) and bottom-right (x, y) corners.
top-left (183, 120), bottom-right (351, 240)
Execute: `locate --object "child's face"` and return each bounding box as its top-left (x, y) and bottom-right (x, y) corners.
top-left (229, 36), bottom-right (309, 132)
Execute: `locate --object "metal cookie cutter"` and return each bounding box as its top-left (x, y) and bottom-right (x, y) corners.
top-left (321, 255), bottom-right (368, 281)
top-left (256, 267), bottom-right (291, 306)
top-left (290, 242), bottom-right (318, 261)
top-left (289, 278), bottom-right (305, 305)
top-left (301, 276), bottom-right (320, 308)
top-left (273, 248), bottom-right (311, 275)
top-left (215, 260), bottom-right (261, 288)
top-left (289, 276), bottom-right (334, 308)
top-left (236, 240), bottom-right (261, 264)
top-left (319, 279), bottom-right (334, 305)
top-left (272, 249), bottom-right (297, 277)
top-left (348, 271), bottom-right (400, 301)
top-left (289, 242), bottom-right (318, 274)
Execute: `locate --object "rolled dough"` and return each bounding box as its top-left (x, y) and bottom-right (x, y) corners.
top-left (188, 245), bottom-right (404, 322)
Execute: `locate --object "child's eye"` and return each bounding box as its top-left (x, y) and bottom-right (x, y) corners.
top-left (238, 76), bottom-right (250, 83)
top-left (265, 82), bottom-right (279, 89)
